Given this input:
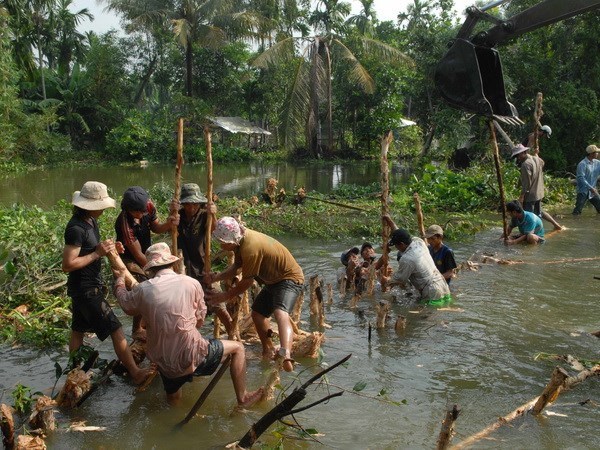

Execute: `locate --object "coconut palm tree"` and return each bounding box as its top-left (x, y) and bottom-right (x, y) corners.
top-left (253, 0), bottom-right (412, 156)
top-left (104, 0), bottom-right (259, 97)
top-left (48, 0), bottom-right (93, 77)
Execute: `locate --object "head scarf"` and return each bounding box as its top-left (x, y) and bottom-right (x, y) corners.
top-left (212, 216), bottom-right (245, 245)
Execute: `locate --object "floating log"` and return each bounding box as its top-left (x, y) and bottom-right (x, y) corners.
top-left (303, 195), bottom-right (371, 212)
top-left (437, 404), bottom-right (461, 450)
top-left (237, 354), bottom-right (351, 449)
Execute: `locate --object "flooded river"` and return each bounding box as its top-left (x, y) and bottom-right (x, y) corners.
top-left (1, 164), bottom-right (599, 449)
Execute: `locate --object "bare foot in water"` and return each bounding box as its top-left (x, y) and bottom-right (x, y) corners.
top-left (238, 388), bottom-right (265, 408)
top-left (131, 367), bottom-right (151, 385)
top-left (276, 348), bottom-right (295, 372)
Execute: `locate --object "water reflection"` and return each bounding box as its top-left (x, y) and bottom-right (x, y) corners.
top-left (0, 161), bottom-right (405, 208)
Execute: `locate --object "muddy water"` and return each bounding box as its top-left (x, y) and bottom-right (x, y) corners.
top-left (1, 210), bottom-right (599, 449)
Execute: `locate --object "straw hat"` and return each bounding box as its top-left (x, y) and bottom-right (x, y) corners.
top-left (72, 181), bottom-right (116, 210)
top-left (143, 242), bottom-right (180, 271)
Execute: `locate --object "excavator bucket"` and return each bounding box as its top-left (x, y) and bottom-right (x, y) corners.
top-left (435, 38), bottom-right (522, 125)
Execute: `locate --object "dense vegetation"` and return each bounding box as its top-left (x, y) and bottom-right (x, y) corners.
top-left (0, 0), bottom-right (599, 172)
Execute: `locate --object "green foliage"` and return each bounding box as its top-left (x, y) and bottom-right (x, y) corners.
top-left (0, 204), bottom-right (71, 346)
top-left (11, 384), bottom-right (41, 415)
top-left (409, 164), bottom-right (502, 212)
top-left (105, 108), bottom-right (176, 162)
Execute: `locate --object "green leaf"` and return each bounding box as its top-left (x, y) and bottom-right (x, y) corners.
top-left (353, 380), bottom-right (367, 392)
top-left (377, 388), bottom-right (387, 396)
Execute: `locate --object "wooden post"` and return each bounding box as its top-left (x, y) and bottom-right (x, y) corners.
top-left (437, 404), bottom-right (460, 450)
top-left (413, 193), bottom-right (426, 239)
top-left (204, 126), bottom-right (220, 338)
top-left (489, 121), bottom-right (509, 239)
top-left (532, 366), bottom-right (568, 415)
top-left (171, 118), bottom-right (184, 259)
top-left (380, 131), bottom-right (392, 290)
top-left (532, 92), bottom-right (543, 155)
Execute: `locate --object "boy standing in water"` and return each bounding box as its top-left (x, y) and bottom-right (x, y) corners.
top-left (62, 181), bottom-right (147, 384)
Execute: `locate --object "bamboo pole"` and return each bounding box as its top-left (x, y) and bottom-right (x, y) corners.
top-left (489, 121), bottom-right (509, 239)
top-left (413, 193), bottom-right (426, 239)
top-left (171, 118), bottom-right (184, 258)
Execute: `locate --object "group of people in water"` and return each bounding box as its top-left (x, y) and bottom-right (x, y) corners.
top-left (60, 129), bottom-right (600, 408)
top-left (62, 181), bottom-right (302, 407)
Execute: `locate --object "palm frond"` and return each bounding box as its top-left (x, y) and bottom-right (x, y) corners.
top-left (252, 36), bottom-right (296, 68)
top-left (361, 37), bottom-right (414, 67)
top-left (331, 38), bottom-right (374, 93)
top-left (281, 59), bottom-right (311, 148)
top-left (171, 18), bottom-right (191, 46)
top-left (197, 24), bottom-right (227, 49)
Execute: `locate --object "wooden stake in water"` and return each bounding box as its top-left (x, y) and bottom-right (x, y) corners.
top-left (489, 121), bottom-right (509, 239)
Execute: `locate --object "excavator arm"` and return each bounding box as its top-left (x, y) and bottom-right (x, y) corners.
top-left (435, 0), bottom-right (600, 123)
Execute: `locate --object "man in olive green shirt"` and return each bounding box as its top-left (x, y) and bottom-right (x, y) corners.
top-left (206, 217), bottom-right (304, 372)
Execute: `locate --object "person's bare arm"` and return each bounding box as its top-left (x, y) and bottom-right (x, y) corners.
top-left (62, 239), bottom-right (114, 273)
top-left (125, 239), bottom-right (147, 267)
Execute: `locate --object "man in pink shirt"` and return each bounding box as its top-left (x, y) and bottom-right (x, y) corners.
top-left (114, 242), bottom-right (263, 406)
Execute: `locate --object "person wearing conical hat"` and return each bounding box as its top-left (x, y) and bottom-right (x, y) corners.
top-left (62, 181), bottom-right (148, 385)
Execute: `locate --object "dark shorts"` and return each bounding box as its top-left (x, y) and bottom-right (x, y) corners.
top-left (252, 279), bottom-right (304, 318)
top-left (523, 200), bottom-right (542, 217)
top-left (160, 338), bottom-right (224, 395)
top-left (71, 287), bottom-right (122, 342)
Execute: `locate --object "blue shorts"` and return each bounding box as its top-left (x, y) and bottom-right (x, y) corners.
top-left (160, 338), bottom-right (224, 395)
top-left (252, 280), bottom-right (303, 318)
